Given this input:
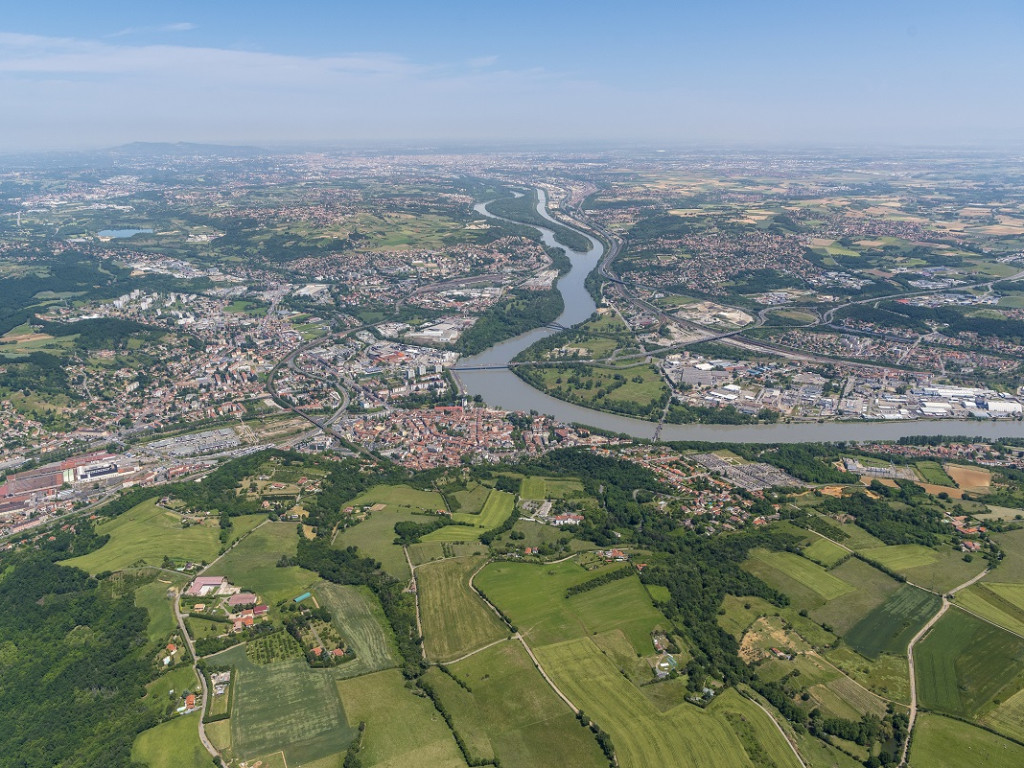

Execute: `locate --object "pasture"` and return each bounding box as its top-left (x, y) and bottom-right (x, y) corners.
top-left (425, 640), bottom-right (609, 768)
top-left (62, 498), bottom-right (236, 573)
top-left (336, 669), bottom-right (467, 768)
top-left (914, 461), bottom-right (955, 486)
top-left (520, 476), bottom-right (547, 500)
top-left (990, 528), bottom-right (1024, 583)
top-left (452, 482), bottom-right (492, 514)
top-left (910, 713), bottom-right (1024, 768)
top-left (743, 549), bottom-right (853, 611)
top-left (313, 581), bottom-right (398, 678)
top-left (453, 489), bottom-right (514, 529)
top-left (858, 544), bottom-right (937, 572)
top-left (802, 538), bottom-right (849, 567)
top-left (206, 522), bottom-right (317, 604)
top-left (982, 684), bottom-right (1024, 741)
top-left (837, 521), bottom-right (887, 550)
top-left (810, 557), bottom-right (901, 636)
top-left (134, 578), bottom-right (182, 645)
top-left (861, 544), bottom-right (985, 593)
top-left (416, 556), bottom-right (508, 662)
top-left (844, 585), bottom-right (939, 659)
top-left (335, 507), bottom-right (424, 579)
top-left (535, 637), bottom-right (797, 768)
top-left (915, 608), bottom-right (1024, 718)
top-left (825, 646), bottom-right (910, 704)
top-left (475, 560), bottom-right (665, 653)
top-left (955, 582), bottom-right (1024, 637)
top-left (222, 646), bottom-right (357, 765)
top-left (346, 483), bottom-right (447, 513)
top-left (132, 714), bottom-right (209, 768)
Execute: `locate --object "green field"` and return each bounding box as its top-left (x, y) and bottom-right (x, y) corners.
top-left (990, 529), bottom-right (1024, 584)
top-left (902, 548), bottom-right (987, 594)
top-left (424, 640), bottom-right (608, 768)
top-left (802, 538), bottom-right (849, 567)
top-left (844, 584), bottom-right (940, 659)
top-left (336, 508), bottom-right (424, 579)
top-left (810, 557), bottom-right (902, 635)
top-left (475, 560), bottom-right (666, 653)
top-left (955, 582), bottom-right (1024, 637)
top-left (535, 637), bottom-right (797, 768)
top-left (859, 544), bottom-right (938, 572)
top-left (143, 665), bottom-right (199, 717)
top-left (825, 646), bottom-right (911, 704)
top-left (915, 461), bottom-right (956, 486)
top-left (312, 581), bottom-right (398, 678)
top-left (416, 556), bottom-right (507, 662)
top-left (206, 522), bottom-right (317, 604)
top-left (836, 521), bottom-right (887, 550)
top-left (520, 476), bottom-right (546, 500)
top-left (743, 549), bottom-right (854, 610)
top-left (982, 683), bottom-right (1024, 741)
top-left (916, 608), bottom-right (1024, 718)
top-left (347, 483), bottom-right (447, 513)
top-left (453, 489), bottom-right (515, 529)
top-left (336, 669), bottom-right (467, 768)
top-left (62, 499), bottom-right (236, 573)
top-left (910, 713), bottom-right (1024, 768)
top-left (212, 644), bottom-right (357, 765)
top-left (132, 714), bottom-right (209, 768)
top-left (135, 578), bottom-right (181, 645)
top-left (452, 483), bottom-right (492, 514)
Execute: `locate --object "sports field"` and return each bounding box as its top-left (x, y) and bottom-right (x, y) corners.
top-left (910, 713), bottom-right (1024, 768)
top-left (743, 549), bottom-right (854, 610)
top-left (132, 713), bottom-right (209, 768)
top-left (915, 608), bottom-right (1024, 717)
top-left (62, 499), bottom-right (259, 573)
top-left (416, 556), bottom-right (507, 662)
top-left (425, 640), bottom-right (608, 768)
top-left (475, 560), bottom-right (665, 652)
top-left (312, 581), bottom-right (398, 678)
top-left (955, 582), bottom-right (1024, 637)
top-left (206, 522), bottom-right (317, 604)
top-left (222, 645), bottom-right (357, 765)
top-left (336, 669), bottom-right (466, 768)
top-left (802, 538), bottom-right (848, 567)
top-left (844, 584), bottom-right (939, 659)
top-left (810, 557), bottom-right (902, 635)
top-left (535, 637), bottom-right (796, 768)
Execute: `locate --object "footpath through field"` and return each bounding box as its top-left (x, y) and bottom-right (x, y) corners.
top-left (899, 568), bottom-right (989, 767)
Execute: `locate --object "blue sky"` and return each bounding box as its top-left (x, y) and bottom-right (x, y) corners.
top-left (2, 1), bottom-right (1023, 150)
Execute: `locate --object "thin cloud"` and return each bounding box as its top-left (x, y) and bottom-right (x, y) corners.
top-left (106, 22), bottom-right (196, 38)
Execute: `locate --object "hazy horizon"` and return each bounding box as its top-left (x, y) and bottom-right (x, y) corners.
top-left (3, 0), bottom-right (1023, 152)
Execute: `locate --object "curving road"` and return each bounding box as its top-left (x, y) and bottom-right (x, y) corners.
top-left (172, 591), bottom-right (220, 762)
top-left (898, 567), bottom-right (989, 768)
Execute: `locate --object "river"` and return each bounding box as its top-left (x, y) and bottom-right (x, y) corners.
top-left (455, 191), bottom-right (1024, 444)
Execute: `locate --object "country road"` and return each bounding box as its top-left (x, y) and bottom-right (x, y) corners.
top-left (899, 567), bottom-right (990, 767)
top-left (172, 591), bottom-right (220, 763)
